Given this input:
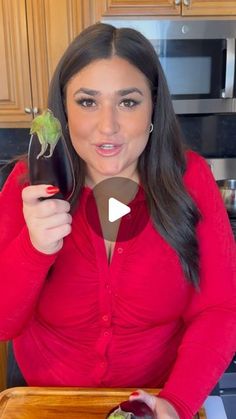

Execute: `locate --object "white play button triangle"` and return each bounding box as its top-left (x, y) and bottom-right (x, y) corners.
top-left (86, 177), bottom-right (149, 241)
top-left (108, 197), bottom-right (131, 222)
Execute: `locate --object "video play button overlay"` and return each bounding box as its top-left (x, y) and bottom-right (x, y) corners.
top-left (108, 198), bottom-right (131, 222)
top-left (85, 177), bottom-right (149, 242)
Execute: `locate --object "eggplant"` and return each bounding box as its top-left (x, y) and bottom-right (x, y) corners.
top-left (28, 109), bottom-right (75, 201)
top-left (106, 399), bottom-right (155, 419)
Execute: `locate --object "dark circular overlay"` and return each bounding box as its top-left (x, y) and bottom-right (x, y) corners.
top-left (85, 177), bottom-right (150, 242)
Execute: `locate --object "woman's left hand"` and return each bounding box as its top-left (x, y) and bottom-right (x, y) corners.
top-left (129, 389), bottom-right (180, 419)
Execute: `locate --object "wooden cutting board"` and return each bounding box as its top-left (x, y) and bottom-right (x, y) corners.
top-left (0, 387), bottom-right (207, 418)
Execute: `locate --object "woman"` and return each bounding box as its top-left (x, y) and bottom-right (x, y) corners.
top-left (0, 23), bottom-right (236, 419)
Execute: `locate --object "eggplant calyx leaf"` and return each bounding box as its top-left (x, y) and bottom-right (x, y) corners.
top-left (107, 406), bottom-right (133, 418)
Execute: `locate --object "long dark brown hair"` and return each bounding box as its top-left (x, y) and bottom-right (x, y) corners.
top-left (48, 22), bottom-right (201, 286)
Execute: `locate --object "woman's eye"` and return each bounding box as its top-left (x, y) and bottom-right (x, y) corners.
top-left (76, 98), bottom-right (96, 107)
top-left (120, 99), bottom-right (139, 108)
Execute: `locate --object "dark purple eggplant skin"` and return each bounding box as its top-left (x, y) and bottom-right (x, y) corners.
top-left (106, 399), bottom-right (155, 418)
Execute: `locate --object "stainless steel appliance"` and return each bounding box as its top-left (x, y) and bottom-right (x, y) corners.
top-left (206, 158), bottom-right (236, 181)
top-left (206, 159), bottom-right (236, 239)
top-left (102, 19), bottom-right (236, 114)
top-left (216, 179), bottom-right (236, 218)
top-left (206, 157), bottom-right (236, 236)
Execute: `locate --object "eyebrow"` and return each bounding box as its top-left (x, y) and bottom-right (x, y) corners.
top-left (73, 87), bottom-right (144, 97)
top-left (74, 88), bottom-right (99, 96)
top-left (117, 88), bottom-right (143, 96)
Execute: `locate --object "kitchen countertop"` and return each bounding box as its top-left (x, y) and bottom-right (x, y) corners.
top-left (204, 396), bottom-right (227, 419)
top-left (0, 387), bottom-right (206, 418)
top-left (0, 386), bottom-right (234, 418)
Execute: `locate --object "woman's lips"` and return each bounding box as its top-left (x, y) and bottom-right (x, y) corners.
top-left (95, 144), bottom-right (123, 157)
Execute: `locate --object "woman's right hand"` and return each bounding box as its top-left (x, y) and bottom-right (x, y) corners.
top-left (129, 390), bottom-right (180, 419)
top-left (22, 185), bottom-right (72, 254)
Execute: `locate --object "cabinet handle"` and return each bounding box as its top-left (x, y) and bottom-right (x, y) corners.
top-left (32, 107), bottom-right (39, 116)
top-left (24, 107), bottom-right (39, 115)
top-left (24, 107), bottom-right (32, 114)
top-left (174, 0), bottom-right (181, 4)
top-left (221, 38), bottom-right (235, 98)
top-left (183, 0), bottom-right (190, 6)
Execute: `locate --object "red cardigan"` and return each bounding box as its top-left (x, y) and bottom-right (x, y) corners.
top-left (0, 151), bottom-right (235, 419)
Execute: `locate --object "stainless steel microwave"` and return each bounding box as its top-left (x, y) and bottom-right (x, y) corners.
top-left (101, 19), bottom-right (236, 114)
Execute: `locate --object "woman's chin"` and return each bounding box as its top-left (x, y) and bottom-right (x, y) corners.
top-left (87, 162), bottom-right (136, 184)
top-left (97, 167), bottom-right (125, 180)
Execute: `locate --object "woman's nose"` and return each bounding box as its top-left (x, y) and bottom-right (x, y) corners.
top-left (98, 106), bottom-right (119, 135)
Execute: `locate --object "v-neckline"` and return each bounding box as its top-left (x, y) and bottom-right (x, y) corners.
top-left (104, 239), bottom-right (116, 266)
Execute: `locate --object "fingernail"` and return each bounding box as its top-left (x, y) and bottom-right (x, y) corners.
top-left (130, 391), bottom-right (140, 397)
top-left (46, 186), bottom-right (60, 194)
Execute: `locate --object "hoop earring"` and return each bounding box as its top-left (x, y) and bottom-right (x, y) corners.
top-left (149, 123), bottom-right (153, 133)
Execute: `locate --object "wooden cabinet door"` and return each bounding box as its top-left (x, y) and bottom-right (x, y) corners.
top-left (26, 0), bottom-right (90, 118)
top-left (0, 342), bottom-right (7, 391)
top-left (0, 0), bottom-right (89, 127)
top-left (182, 0), bottom-right (236, 16)
top-left (91, 0), bottom-right (181, 20)
top-left (0, 0), bottom-right (33, 127)
top-left (92, 0), bottom-right (236, 19)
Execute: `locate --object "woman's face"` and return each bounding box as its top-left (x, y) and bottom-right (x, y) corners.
top-left (66, 55), bottom-right (153, 186)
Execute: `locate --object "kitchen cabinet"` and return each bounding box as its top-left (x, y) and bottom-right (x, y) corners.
top-left (182, 1), bottom-right (236, 16)
top-left (0, 0), bottom-right (32, 127)
top-left (0, 0), bottom-right (92, 128)
top-left (91, 0), bottom-right (181, 17)
top-left (1, 1), bottom-right (236, 127)
top-left (91, 0), bottom-right (236, 18)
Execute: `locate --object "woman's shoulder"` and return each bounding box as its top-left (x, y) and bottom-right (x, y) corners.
top-left (183, 149), bottom-right (220, 199)
top-left (183, 149), bottom-right (224, 214)
top-left (185, 149), bottom-right (208, 170)
top-left (184, 149), bottom-right (213, 186)
top-left (11, 159), bottom-right (28, 176)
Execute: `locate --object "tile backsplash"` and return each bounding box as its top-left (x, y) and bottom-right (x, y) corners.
top-left (0, 129), bottom-right (30, 189)
top-left (0, 128), bottom-right (29, 162)
top-left (1, 113), bottom-right (236, 182)
top-left (178, 114), bottom-right (236, 158)
top-left (1, 113), bottom-right (236, 164)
